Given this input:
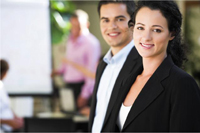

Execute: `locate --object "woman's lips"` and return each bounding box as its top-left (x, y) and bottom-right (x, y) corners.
top-left (140, 43), bottom-right (154, 49)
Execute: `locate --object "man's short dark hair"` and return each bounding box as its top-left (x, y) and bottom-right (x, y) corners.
top-left (97, 0), bottom-right (135, 17)
top-left (0, 59), bottom-right (9, 80)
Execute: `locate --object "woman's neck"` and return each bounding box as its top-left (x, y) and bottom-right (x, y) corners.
top-left (141, 54), bottom-right (166, 77)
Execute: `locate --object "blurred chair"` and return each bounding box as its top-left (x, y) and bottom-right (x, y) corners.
top-left (59, 88), bottom-right (89, 132)
top-left (59, 88), bottom-right (76, 113)
top-left (24, 117), bottom-right (75, 132)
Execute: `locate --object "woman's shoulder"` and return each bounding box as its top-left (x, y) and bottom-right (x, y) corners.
top-left (170, 65), bottom-right (195, 82)
top-left (167, 65), bottom-right (200, 94)
top-left (166, 65), bottom-right (200, 111)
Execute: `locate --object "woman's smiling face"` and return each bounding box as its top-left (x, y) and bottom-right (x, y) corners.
top-left (133, 7), bottom-right (174, 59)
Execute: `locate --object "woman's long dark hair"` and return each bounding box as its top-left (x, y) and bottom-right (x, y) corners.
top-left (129, 0), bottom-right (187, 68)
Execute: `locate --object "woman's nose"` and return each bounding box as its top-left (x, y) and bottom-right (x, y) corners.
top-left (142, 30), bottom-right (152, 41)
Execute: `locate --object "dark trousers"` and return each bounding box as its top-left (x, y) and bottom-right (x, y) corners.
top-left (65, 81), bottom-right (84, 110)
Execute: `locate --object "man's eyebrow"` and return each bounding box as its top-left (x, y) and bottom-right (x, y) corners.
top-left (115, 15), bottom-right (126, 19)
top-left (100, 17), bottom-right (108, 20)
top-left (100, 15), bottom-right (126, 20)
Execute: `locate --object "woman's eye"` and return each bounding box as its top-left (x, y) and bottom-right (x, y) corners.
top-left (153, 29), bottom-right (161, 33)
top-left (137, 27), bottom-right (144, 30)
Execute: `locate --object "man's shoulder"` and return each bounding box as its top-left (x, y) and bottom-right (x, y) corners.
top-left (97, 59), bottom-right (106, 69)
top-left (127, 46), bottom-right (141, 59)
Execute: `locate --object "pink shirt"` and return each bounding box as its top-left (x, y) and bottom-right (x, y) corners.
top-left (58, 33), bottom-right (101, 99)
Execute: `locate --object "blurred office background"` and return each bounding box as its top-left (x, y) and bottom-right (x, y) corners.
top-left (0, 0), bottom-right (200, 132)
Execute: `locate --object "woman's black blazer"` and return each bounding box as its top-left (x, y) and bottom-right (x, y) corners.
top-left (104, 55), bottom-right (200, 132)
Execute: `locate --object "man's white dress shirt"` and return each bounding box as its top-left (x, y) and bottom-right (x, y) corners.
top-left (92, 41), bottom-right (134, 133)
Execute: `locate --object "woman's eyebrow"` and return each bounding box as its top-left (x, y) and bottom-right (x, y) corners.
top-left (136, 23), bottom-right (145, 26)
top-left (136, 23), bottom-right (164, 29)
top-left (152, 25), bottom-right (163, 29)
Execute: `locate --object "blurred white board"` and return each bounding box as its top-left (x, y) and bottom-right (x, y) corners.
top-left (0, 0), bottom-right (52, 95)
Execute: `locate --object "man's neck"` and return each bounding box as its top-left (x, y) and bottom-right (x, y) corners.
top-left (111, 40), bottom-right (132, 56)
top-left (111, 47), bottom-right (123, 56)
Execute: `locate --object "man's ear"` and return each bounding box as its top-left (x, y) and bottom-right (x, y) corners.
top-left (128, 20), bottom-right (134, 31)
top-left (87, 21), bottom-right (90, 28)
top-left (128, 20), bottom-right (134, 28)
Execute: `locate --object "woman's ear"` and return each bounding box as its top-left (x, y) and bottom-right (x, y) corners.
top-left (169, 31), bottom-right (175, 41)
top-left (169, 36), bottom-right (175, 41)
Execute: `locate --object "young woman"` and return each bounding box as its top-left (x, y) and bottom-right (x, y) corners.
top-left (109, 1), bottom-right (200, 132)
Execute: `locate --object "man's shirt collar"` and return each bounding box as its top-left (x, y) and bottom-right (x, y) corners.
top-left (103, 40), bottom-right (134, 65)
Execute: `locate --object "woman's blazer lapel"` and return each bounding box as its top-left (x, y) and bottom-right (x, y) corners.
top-left (121, 55), bottom-right (174, 131)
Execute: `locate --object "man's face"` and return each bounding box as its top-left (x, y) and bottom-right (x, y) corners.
top-left (100, 3), bottom-right (133, 53)
top-left (70, 17), bottom-right (81, 38)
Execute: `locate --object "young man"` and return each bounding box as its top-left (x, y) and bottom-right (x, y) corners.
top-left (89, 0), bottom-right (142, 132)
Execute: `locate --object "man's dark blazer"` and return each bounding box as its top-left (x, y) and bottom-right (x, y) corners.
top-left (104, 55), bottom-right (200, 132)
top-left (88, 46), bottom-right (143, 132)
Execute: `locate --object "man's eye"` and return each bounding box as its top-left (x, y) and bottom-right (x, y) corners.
top-left (103, 19), bottom-right (109, 23)
top-left (117, 18), bottom-right (124, 21)
top-left (153, 29), bottom-right (161, 33)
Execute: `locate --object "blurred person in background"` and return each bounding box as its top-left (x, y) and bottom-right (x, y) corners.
top-left (52, 9), bottom-right (101, 110)
top-left (0, 59), bottom-right (24, 133)
top-left (62, 55), bottom-right (104, 117)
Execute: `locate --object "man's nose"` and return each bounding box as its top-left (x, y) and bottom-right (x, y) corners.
top-left (108, 20), bottom-right (117, 29)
